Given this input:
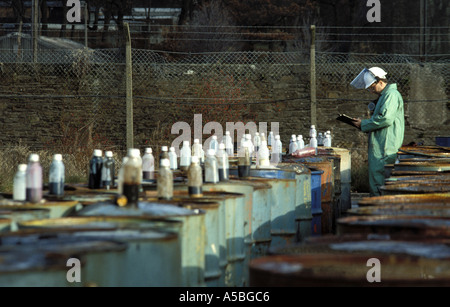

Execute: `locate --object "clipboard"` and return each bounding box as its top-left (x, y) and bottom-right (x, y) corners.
top-left (336, 114), bottom-right (358, 128)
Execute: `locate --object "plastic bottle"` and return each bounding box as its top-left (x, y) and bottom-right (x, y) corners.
top-left (192, 139), bottom-right (203, 162)
top-left (209, 135), bottom-right (219, 153)
top-left (142, 148), bottom-right (155, 180)
top-left (253, 132), bottom-right (261, 153)
top-left (318, 132), bottom-right (324, 146)
top-left (268, 131), bottom-right (274, 148)
top-left (238, 145), bottom-right (251, 179)
top-left (188, 156), bottom-right (203, 198)
top-left (13, 164), bottom-right (27, 201)
top-left (169, 147), bottom-right (178, 170)
top-left (101, 151), bottom-right (115, 190)
top-left (271, 135), bottom-right (281, 164)
top-left (179, 140), bottom-right (192, 172)
top-left (88, 149), bottom-right (103, 189)
top-left (205, 149), bottom-right (219, 183)
top-left (325, 130), bottom-right (332, 147)
top-left (49, 153), bottom-right (65, 196)
top-left (216, 143), bottom-right (229, 181)
top-left (122, 148), bottom-right (142, 206)
top-left (289, 135), bottom-right (298, 154)
top-left (159, 146), bottom-right (169, 166)
top-left (297, 135), bottom-right (305, 150)
top-left (245, 134), bottom-right (254, 156)
top-left (157, 158), bottom-right (173, 200)
top-left (225, 131), bottom-right (233, 157)
top-left (258, 140), bottom-right (270, 168)
top-left (117, 156), bottom-right (128, 195)
top-left (309, 125), bottom-right (317, 138)
top-left (310, 135), bottom-right (318, 148)
top-left (25, 154), bottom-right (43, 203)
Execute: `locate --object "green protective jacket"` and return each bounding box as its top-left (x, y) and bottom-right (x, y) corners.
top-left (361, 83), bottom-right (405, 196)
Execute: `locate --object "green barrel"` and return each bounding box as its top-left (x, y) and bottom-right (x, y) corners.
top-left (73, 201), bottom-right (206, 287)
top-left (18, 215), bottom-right (183, 286)
top-left (0, 229), bottom-right (128, 287)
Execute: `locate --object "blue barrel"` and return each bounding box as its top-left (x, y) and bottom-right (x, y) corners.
top-left (232, 168), bottom-right (297, 250)
top-left (310, 169), bottom-right (323, 236)
top-left (72, 202), bottom-right (206, 287)
top-left (16, 216), bottom-right (182, 286)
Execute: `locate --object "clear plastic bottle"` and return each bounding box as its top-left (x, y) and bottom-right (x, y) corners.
top-left (122, 148), bottom-right (142, 206)
top-left (297, 135), bottom-right (305, 150)
top-left (253, 132), bottom-right (261, 153)
top-left (49, 154), bottom-right (65, 196)
top-left (117, 156), bottom-right (128, 195)
top-left (209, 135), bottom-right (219, 153)
top-left (225, 131), bottom-right (234, 157)
top-left (258, 140), bottom-right (270, 168)
top-left (268, 131), bottom-right (274, 148)
top-left (88, 149), bottom-right (103, 189)
top-left (169, 147), bottom-right (178, 170)
top-left (142, 147), bottom-right (155, 180)
top-left (271, 135), bottom-right (281, 165)
top-left (101, 151), bottom-right (115, 190)
top-left (205, 149), bottom-right (219, 183)
top-left (192, 139), bottom-right (203, 162)
top-left (289, 135), bottom-right (298, 154)
top-left (245, 134), bottom-right (254, 157)
top-left (179, 140), bottom-right (192, 172)
top-left (326, 130), bottom-right (332, 147)
top-left (26, 154), bottom-right (43, 203)
top-left (188, 156), bottom-right (203, 198)
top-left (216, 143), bottom-right (229, 181)
top-left (309, 125), bottom-right (317, 138)
top-left (157, 158), bottom-right (173, 200)
top-left (310, 135), bottom-right (318, 148)
top-left (13, 164), bottom-right (27, 201)
top-left (238, 145), bottom-right (251, 179)
top-left (318, 132), bottom-right (324, 146)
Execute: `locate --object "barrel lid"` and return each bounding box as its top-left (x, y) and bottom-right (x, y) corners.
top-left (379, 183), bottom-right (450, 194)
top-left (358, 193), bottom-right (450, 206)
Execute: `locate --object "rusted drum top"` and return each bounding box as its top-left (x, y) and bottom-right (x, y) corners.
top-left (358, 193), bottom-right (450, 206)
top-left (337, 215), bottom-right (450, 238)
top-left (393, 161), bottom-right (450, 172)
top-left (250, 252), bottom-right (450, 287)
top-left (347, 205), bottom-right (450, 217)
top-left (379, 183), bottom-right (450, 195)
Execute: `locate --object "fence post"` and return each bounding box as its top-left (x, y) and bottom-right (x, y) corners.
top-left (310, 25), bottom-right (316, 127)
top-left (124, 22), bottom-right (134, 149)
top-left (32, 0), bottom-right (39, 63)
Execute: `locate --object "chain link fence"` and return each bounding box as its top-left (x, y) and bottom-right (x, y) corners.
top-left (0, 26), bottom-right (448, 192)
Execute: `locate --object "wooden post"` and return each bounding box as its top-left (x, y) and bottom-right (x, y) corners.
top-left (32, 0), bottom-right (39, 63)
top-left (310, 25), bottom-right (316, 126)
top-left (124, 22), bottom-right (133, 149)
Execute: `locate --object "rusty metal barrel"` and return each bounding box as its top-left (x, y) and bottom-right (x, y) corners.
top-left (0, 206), bottom-right (51, 231)
top-left (379, 182), bottom-right (450, 195)
top-left (357, 193), bottom-right (450, 207)
top-left (337, 215), bottom-right (450, 239)
top-left (68, 202), bottom-right (206, 287)
top-left (0, 198), bottom-right (81, 219)
top-left (347, 205), bottom-right (450, 217)
top-left (0, 230), bottom-right (128, 287)
top-left (249, 252), bottom-right (450, 286)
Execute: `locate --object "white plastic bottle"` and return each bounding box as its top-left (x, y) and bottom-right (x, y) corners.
top-left (180, 140), bottom-right (192, 171)
top-left (169, 147), bottom-right (178, 170)
top-left (253, 132), bottom-right (261, 152)
top-left (13, 164), bottom-right (27, 201)
top-left (49, 154), bottom-right (65, 196)
top-left (26, 154), bottom-right (43, 203)
top-left (245, 134), bottom-right (254, 156)
top-left (258, 140), bottom-right (271, 168)
top-left (326, 131), bottom-right (332, 147)
top-left (205, 149), bottom-right (219, 183)
top-left (310, 135), bottom-right (318, 148)
top-left (192, 139), bottom-right (202, 162)
top-left (101, 151), bottom-right (115, 190)
top-left (297, 135), bottom-right (305, 150)
top-left (117, 156), bottom-right (129, 195)
top-left (188, 156), bottom-right (203, 198)
top-left (309, 125), bottom-right (317, 138)
top-left (225, 131), bottom-right (234, 157)
top-left (271, 135), bottom-right (281, 165)
top-left (142, 148), bottom-right (155, 180)
top-left (209, 135), bottom-right (219, 153)
top-left (289, 135), bottom-right (298, 154)
top-left (268, 131), bottom-right (274, 148)
top-left (276, 135), bottom-right (283, 162)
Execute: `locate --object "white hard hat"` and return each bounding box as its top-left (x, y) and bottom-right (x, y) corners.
top-left (351, 67), bottom-right (388, 89)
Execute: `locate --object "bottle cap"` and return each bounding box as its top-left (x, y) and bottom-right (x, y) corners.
top-left (255, 132), bottom-right (259, 136)
top-left (207, 149), bottom-right (216, 156)
top-left (53, 154), bottom-right (62, 161)
top-left (128, 148), bottom-right (140, 158)
top-left (160, 158), bottom-right (170, 167)
top-left (18, 164), bottom-right (27, 172)
top-left (311, 125), bottom-right (315, 129)
top-left (29, 154), bottom-right (39, 162)
top-left (212, 135), bottom-right (217, 140)
top-left (161, 146), bottom-right (168, 151)
top-left (106, 151), bottom-right (113, 157)
top-left (225, 131), bottom-right (230, 135)
top-left (191, 156), bottom-right (199, 163)
top-left (194, 139), bottom-right (199, 144)
top-left (183, 140), bottom-right (190, 146)
top-left (93, 149), bottom-right (102, 157)
top-left (219, 143), bottom-right (225, 149)
top-left (145, 148), bottom-right (152, 154)
top-left (246, 134), bottom-right (251, 140)
top-left (298, 135), bottom-right (303, 139)
top-left (169, 147), bottom-right (175, 152)
top-left (275, 135), bottom-right (280, 139)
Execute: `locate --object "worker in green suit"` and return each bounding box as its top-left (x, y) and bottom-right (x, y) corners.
top-left (350, 67), bottom-right (405, 196)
